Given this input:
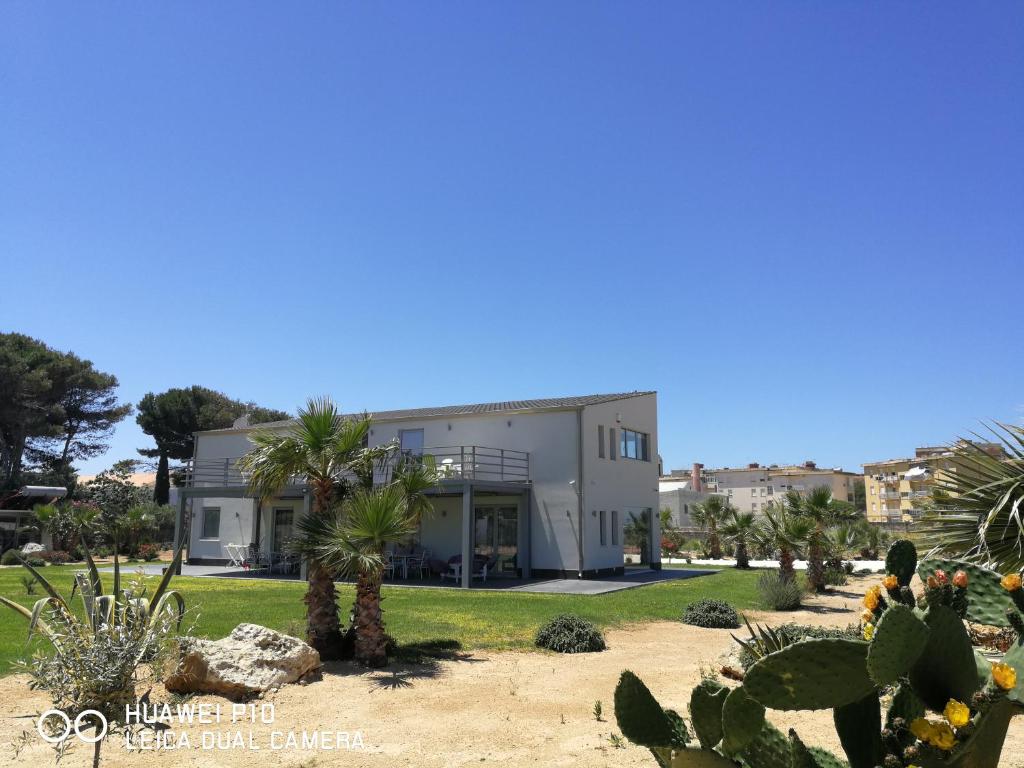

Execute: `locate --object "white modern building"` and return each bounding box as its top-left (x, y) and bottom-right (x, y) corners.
top-left (174, 391), bottom-right (660, 587)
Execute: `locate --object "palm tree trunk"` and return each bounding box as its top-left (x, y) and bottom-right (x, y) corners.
top-left (808, 523), bottom-right (826, 592)
top-left (305, 480), bottom-right (343, 659)
top-left (305, 564), bottom-right (343, 659)
top-left (353, 569), bottom-right (388, 667)
top-left (779, 545), bottom-right (795, 581)
top-left (709, 522), bottom-right (722, 559)
top-left (735, 541), bottom-right (749, 569)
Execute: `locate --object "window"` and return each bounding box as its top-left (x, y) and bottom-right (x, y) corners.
top-left (598, 425), bottom-right (605, 459)
top-left (618, 428), bottom-right (649, 461)
top-left (870, 486), bottom-right (876, 495)
top-left (751, 488), bottom-right (757, 496)
top-left (201, 507), bottom-right (221, 539)
top-left (609, 428), bottom-right (617, 460)
top-left (599, 510), bottom-right (607, 545)
top-left (399, 429), bottom-right (424, 455)
top-left (751, 503), bottom-right (757, 511)
top-left (767, 485), bottom-right (774, 495)
top-left (611, 510), bottom-right (619, 544)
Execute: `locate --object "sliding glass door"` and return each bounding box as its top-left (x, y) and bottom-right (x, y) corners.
top-left (473, 505), bottom-right (518, 577)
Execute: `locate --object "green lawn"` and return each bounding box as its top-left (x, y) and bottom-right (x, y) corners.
top-left (0, 564), bottom-right (761, 675)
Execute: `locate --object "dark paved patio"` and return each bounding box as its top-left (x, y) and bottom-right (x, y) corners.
top-left (104, 564), bottom-right (718, 595)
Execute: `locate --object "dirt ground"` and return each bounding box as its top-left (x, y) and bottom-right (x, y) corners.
top-left (1, 575), bottom-right (1021, 767)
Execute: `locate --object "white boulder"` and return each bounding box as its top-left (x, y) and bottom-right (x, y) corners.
top-left (165, 623), bottom-right (320, 700)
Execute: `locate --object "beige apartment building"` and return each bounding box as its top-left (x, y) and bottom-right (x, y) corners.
top-left (698, 461), bottom-right (859, 515)
top-left (863, 442), bottom-right (1005, 525)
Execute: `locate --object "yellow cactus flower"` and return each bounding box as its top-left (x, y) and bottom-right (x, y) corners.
top-left (861, 609), bottom-right (875, 624)
top-left (992, 662), bottom-right (1017, 691)
top-left (910, 718), bottom-right (934, 741)
top-left (1001, 573), bottom-right (1022, 592)
top-left (862, 623), bottom-right (875, 641)
top-left (943, 699), bottom-right (970, 728)
top-left (863, 585), bottom-right (881, 611)
top-left (931, 722), bottom-right (957, 750)
top-left (883, 574), bottom-right (898, 590)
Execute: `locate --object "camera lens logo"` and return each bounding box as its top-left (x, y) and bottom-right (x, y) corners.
top-left (37, 709), bottom-right (108, 744)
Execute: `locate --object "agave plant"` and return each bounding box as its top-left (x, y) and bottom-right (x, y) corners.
top-left (0, 540), bottom-right (186, 726)
top-left (917, 424), bottom-right (1024, 571)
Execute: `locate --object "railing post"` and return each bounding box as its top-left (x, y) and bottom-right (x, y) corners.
top-left (471, 446), bottom-right (476, 480)
top-left (500, 449), bottom-right (505, 481)
top-left (460, 446), bottom-right (466, 479)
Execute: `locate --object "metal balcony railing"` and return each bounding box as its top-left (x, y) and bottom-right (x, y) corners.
top-left (181, 445), bottom-right (530, 489)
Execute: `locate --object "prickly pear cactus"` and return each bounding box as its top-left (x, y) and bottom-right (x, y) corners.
top-left (886, 539), bottom-right (918, 587)
top-left (612, 543), bottom-right (1024, 768)
top-left (916, 557), bottom-right (1013, 627)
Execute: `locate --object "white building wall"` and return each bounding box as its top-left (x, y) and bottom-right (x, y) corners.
top-left (580, 393), bottom-right (659, 571)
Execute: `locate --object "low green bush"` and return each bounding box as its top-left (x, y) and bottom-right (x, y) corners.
top-left (756, 570), bottom-right (802, 611)
top-left (823, 567), bottom-right (848, 586)
top-left (535, 614), bottom-right (607, 653)
top-left (681, 598), bottom-right (740, 628)
top-left (1, 549), bottom-right (21, 566)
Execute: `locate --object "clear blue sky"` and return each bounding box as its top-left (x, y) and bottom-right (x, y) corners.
top-left (1, 3), bottom-right (1022, 476)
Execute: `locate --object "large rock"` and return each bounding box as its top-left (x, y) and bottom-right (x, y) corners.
top-left (165, 623), bottom-right (320, 700)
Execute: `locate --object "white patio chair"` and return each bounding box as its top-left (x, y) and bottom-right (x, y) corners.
top-left (413, 550), bottom-right (430, 578)
top-left (383, 552), bottom-right (396, 580)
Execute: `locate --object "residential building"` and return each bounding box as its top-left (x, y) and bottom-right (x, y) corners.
top-left (659, 463), bottom-right (723, 531)
top-left (174, 391), bottom-right (660, 586)
top-left (699, 461), bottom-right (859, 515)
top-left (862, 442), bottom-right (1005, 525)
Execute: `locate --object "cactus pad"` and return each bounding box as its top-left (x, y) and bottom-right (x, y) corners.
top-left (790, 730), bottom-right (849, 768)
top-left (614, 671), bottom-right (681, 748)
top-left (885, 539), bottom-right (918, 587)
top-left (1002, 641), bottom-right (1024, 705)
top-left (866, 604), bottom-right (930, 686)
top-left (738, 721), bottom-right (792, 768)
top-left (689, 678), bottom-right (727, 749)
top-left (908, 605), bottom-right (980, 712)
top-left (916, 557), bottom-right (1013, 627)
top-left (721, 686), bottom-right (765, 755)
top-left (743, 638), bottom-right (874, 710)
top-left (833, 693), bottom-right (882, 768)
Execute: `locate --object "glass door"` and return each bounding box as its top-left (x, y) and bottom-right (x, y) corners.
top-left (473, 505), bottom-right (519, 577)
top-left (272, 508), bottom-right (295, 552)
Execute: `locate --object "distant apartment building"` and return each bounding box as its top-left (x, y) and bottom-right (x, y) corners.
top-left (698, 461), bottom-right (859, 515)
top-left (863, 442), bottom-right (1005, 525)
top-left (659, 463), bottom-right (722, 531)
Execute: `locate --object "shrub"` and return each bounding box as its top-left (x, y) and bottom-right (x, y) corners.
top-left (1, 549), bottom-right (21, 566)
top-left (823, 567), bottom-right (848, 586)
top-left (681, 598), bottom-right (740, 628)
top-left (25, 556), bottom-right (47, 567)
top-left (756, 571), bottom-right (803, 611)
top-left (38, 550), bottom-right (72, 565)
top-left (535, 614), bottom-right (607, 653)
top-left (138, 543), bottom-right (161, 562)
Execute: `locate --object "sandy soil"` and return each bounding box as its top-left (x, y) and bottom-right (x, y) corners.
top-left (1, 575), bottom-right (1021, 767)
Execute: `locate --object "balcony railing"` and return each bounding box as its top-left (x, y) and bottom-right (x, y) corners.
top-left (181, 445), bottom-right (530, 489)
top-left (879, 490), bottom-right (901, 500)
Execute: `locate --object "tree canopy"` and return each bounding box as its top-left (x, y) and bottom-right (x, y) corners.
top-left (0, 332), bottom-right (131, 491)
top-left (136, 386), bottom-right (289, 503)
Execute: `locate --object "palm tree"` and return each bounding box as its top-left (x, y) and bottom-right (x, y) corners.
top-left (236, 397), bottom-right (371, 659)
top-left (304, 460), bottom-right (439, 667)
top-left (916, 425), bottom-right (1024, 571)
top-left (720, 509), bottom-right (756, 568)
top-left (691, 496), bottom-right (730, 559)
top-left (791, 487), bottom-right (856, 592)
top-left (760, 499), bottom-right (812, 581)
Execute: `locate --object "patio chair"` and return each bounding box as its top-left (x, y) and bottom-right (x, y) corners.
top-left (412, 550), bottom-right (431, 578)
top-left (440, 554), bottom-right (462, 582)
top-left (383, 552), bottom-right (397, 580)
top-left (470, 555), bottom-right (497, 582)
